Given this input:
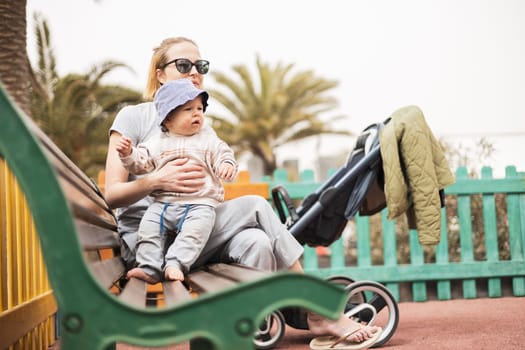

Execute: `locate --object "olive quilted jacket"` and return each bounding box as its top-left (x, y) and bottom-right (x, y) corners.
top-left (379, 105), bottom-right (455, 245)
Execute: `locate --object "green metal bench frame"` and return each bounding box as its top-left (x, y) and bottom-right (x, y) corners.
top-left (0, 85), bottom-right (347, 350)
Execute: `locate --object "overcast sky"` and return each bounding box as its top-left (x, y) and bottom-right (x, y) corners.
top-left (26, 0), bottom-right (525, 177)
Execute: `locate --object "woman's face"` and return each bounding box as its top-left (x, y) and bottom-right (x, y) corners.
top-left (156, 41), bottom-right (205, 88)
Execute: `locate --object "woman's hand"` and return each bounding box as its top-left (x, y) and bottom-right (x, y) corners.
top-left (151, 158), bottom-right (206, 193)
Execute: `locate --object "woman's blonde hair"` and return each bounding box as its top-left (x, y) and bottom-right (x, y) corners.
top-left (143, 37), bottom-right (199, 100)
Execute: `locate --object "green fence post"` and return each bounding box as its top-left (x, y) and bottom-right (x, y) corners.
top-left (435, 209), bottom-right (452, 300)
top-left (456, 167), bottom-right (477, 298)
top-left (356, 214), bottom-right (372, 267)
top-left (382, 210), bottom-right (399, 301)
top-left (409, 229), bottom-right (427, 301)
top-left (505, 166), bottom-right (525, 296)
top-left (329, 237), bottom-right (346, 269)
top-left (481, 167), bottom-right (502, 297)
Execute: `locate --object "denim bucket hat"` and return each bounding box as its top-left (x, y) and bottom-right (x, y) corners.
top-left (154, 79), bottom-right (209, 126)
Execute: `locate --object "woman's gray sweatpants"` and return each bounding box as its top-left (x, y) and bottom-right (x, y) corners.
top-left (120, 195), bottom-right (304, 272)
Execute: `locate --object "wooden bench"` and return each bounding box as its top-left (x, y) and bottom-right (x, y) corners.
top-left (0, 86), bottom-right (347, 350)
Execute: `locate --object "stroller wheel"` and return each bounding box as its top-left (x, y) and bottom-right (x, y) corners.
top-left (325, 275), bottom-right (355, 285)
top-left (344, 280), bottom-right (399, 347)
top-left (253, 310), bottom-right (286, 350)
top-left (325, 275), bottom-right (367, 309)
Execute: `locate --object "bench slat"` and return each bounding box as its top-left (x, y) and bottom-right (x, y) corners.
top-left (89, 258), bottom-right (126, 290)
top-left (32, 125), bottom-right (116, 226)
top-left (72, 204), bottom-right (117, 234)
top-left (119, 278), bottom-right (147, 307)
top-left (205, 263), bottom-right (270, 283)
top-left (63, 181), bottom-right (116, 226)
top-left (162, 281), bottom-right (193, 306)
top-left (186, 269), bottom-right (237, 293)
top-left (55, 168), bottom-right (109, 212)
top-left (76, 219), bottom-right (120, 250)
top-left (47, 148), bottom-right (112, 216)
top-left (32, 123), bottom-right (107, 205)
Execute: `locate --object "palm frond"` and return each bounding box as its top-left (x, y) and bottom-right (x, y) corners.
top-left (210, 55), bottom-right (350, 175)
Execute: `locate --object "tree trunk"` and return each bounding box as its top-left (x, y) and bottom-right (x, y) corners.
top-left (0, 0), bottom-right (30, 115)
top-left (262, 157), bottom-right (277, 177)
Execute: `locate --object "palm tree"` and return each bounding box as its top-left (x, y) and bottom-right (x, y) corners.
top-left (207, 55), bottom-right (350, 175)
top-left (30, 13), bottom-right (143, 177)
top-left (0, 0), bottom-right (31, 114)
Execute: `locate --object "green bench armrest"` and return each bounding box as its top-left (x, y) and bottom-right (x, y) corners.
top-left (0, 85), bottom-right (347, 350)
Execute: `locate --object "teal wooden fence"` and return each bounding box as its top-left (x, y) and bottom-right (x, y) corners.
top-left (263, 166), bottom-right (525, 302)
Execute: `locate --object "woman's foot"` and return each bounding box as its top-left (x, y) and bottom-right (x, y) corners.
top-left (126, 267), bottom-right (160, 284)
top-left (307, 312), bottom-right (381, 344)
top-left (309, 328), bottom-right (382, 350)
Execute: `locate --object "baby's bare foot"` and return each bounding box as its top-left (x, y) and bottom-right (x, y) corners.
top-left (126, 267), bottom-right (160, 284)
top-left (165, 266), bottom-right (184, 281)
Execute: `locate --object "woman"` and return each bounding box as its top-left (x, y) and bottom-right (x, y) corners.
top-left (105, 37), bottom-right (303, 274)
top-left (104, 37), bottom-right (380, 349)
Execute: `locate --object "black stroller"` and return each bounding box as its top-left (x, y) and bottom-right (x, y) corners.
top-left (253, 119), bottom-right (399, 349)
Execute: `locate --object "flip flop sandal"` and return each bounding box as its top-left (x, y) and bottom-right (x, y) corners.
top-left (309, 326), bottom-right (382, 350)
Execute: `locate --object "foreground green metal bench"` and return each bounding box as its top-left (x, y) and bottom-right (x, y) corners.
top-left (0, 85), bottom-right (347, 350)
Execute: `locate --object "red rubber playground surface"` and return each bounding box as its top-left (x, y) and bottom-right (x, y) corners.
top-left (117, 296), bottom-right (525, 350)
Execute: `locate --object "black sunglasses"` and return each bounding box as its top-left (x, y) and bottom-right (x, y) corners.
top-left (162, 58), bottom-right (210, 74)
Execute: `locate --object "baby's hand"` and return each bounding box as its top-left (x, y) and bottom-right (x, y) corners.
top-left (115, 136), bottom-right (132, 157)
top-left (217, 163), bottom-right (236, 181)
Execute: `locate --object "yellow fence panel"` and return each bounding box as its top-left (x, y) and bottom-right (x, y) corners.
top-left (0, 158), bottom-right (57, 350)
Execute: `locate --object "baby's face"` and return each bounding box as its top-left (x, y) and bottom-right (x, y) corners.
top-left (164, 96), bottom-right (205, 136)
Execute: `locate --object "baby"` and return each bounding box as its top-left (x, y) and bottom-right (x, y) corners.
top-left (116, 79), bottom-right (237, 283)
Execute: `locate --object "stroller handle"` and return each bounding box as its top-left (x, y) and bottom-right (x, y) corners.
top-left (272, 185), bottom-right (300, 224)
top-left (289, 145), bottom-right (382, 237)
